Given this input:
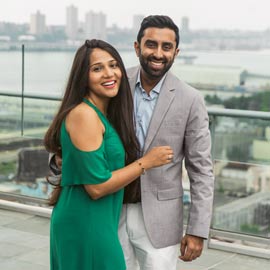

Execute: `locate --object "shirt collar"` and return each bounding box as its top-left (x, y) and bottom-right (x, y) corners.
top-left (135, 70), bottom-right (167, 95)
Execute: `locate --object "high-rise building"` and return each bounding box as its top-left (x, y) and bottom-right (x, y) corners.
top-left (132, 14), bottom-right (144, 32)
top-left (85, 11), bottom-right (106, 40)
top-left (181, 17), bottom-right (190, 33)
top-left (30, 10), bottom-right (46, 35)
top-left (66, 5), bottom-right (79, 40)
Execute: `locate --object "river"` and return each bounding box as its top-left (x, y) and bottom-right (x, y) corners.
top-left (1, 49), bottom-right (270, 96)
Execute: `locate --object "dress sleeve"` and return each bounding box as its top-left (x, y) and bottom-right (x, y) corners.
top-left (61, 145), bottom-right (112, 186)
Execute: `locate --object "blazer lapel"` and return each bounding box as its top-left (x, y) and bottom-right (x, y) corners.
top-left (127, 66), bottom-right (140, 97)
top-left (143, 73), bottom-right (176, 152)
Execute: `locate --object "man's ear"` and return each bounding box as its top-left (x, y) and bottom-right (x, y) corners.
top-left (134, 41), bottom-right (140, 57)
top-left (175, 48), bottom-right (180, 57)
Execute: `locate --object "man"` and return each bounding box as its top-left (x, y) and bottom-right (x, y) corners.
top-left (50, 15), bottom-right (214, 270)
top-left (118, 15), bottom-right (214, 270)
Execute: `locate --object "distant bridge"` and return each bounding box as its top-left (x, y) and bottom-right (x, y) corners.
top-left (240, 70), bottom-right (270, 84)
top-left (177, 55), bottom-right (197, 64)
top-left (244, 72), bottom-right (270, 80)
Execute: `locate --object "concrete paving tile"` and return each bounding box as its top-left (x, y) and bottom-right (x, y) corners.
top-left (0, 227), bottom-right (37, 243)
top-left (0, 208), bottom-right (269, 270)
top-left (16, 249), bottom-right (49, 267)
top-left (207, 253), bottom-right (270, 270)
top-left (227, 253), bottom-right (270, 269)
top-left (0, 209), bottom-right (33, 219)
top-left (4, 216), bottom-right (50, 236)
top-left (190, 248), bottom-right (235, 267)
top-left (0, 210), bottom-right (32, 226)
top-left (176, 247), bottom-right (234, 269)
top-left (202, 248), bottom-right (235, 258)
top-left (0, 214), bottom-right (22, 226)
top-left (177, 260), bottom-right (207, 270)
top-left (209, 260), bottom-right (269, 270)
top-left (19, 234), bottom-right (49, 249)
top-left (0, 242), bottom-right (33, 259)
top-left (0, 259), bottom-right (48, 270)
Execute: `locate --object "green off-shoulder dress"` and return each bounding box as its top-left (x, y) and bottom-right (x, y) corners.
top-left (50, 99), bottom-right (126, 270)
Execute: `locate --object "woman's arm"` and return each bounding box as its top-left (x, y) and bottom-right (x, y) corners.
top-left (66, 103), bottom-right (173, 200)
top-left (84, 146), bottom-right (172, 200)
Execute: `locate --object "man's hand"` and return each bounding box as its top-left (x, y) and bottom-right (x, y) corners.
top-left (179, 234), bottom-right (204, 262)
top-left (55, 154), bottom-right (62, 170)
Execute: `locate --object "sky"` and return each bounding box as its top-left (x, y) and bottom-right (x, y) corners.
top-left (1, 0), bottom-right (270, 31)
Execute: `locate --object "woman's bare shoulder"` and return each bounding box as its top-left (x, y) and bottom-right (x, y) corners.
top-left (66, 102), bottom-right (104, 151)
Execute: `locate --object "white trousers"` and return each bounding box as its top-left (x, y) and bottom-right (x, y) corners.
top-left (118, 203), bottom-right (179, 270)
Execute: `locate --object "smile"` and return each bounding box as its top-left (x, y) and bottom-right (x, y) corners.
top-left (102, 80), bottom-right (116, 86)
top-left (149, 61), bottom-right (165, 70)
top-left (151, 61), bottom-right (163, 66)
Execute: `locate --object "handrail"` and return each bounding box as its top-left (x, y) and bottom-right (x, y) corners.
top-left (1, 91), bottom-right (270, 119)
top-left (0, 91), bottom-right (61, 101)
top-left (208, 107), bottom-right (270, 120)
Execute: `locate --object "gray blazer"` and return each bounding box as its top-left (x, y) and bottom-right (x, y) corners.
top-left (127, 66), bottom-right (214, 248)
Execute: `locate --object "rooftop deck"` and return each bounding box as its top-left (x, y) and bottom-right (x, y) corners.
top-left (0, 204), bottom-right (269, 270)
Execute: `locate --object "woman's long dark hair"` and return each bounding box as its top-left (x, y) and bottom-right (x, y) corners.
top-left (44, 39), bottom-right (139, 205)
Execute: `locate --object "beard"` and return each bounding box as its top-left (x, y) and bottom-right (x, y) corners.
top-left (138, 53), bottom-right (175, 80)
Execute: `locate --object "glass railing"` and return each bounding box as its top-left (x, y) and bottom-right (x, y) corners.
top-left (208, 108), bottom-right (270, 240)
top-left (1, 91), bottom-right (270, 240)
top-left (1, 45), bottom-right (270, 258)
top-left (207, 108), bottom-right (270, 256)
top-left (0, 93), bottom-right (60, 204)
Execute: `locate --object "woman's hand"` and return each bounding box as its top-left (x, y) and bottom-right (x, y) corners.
top-left (140, 146), bottom-right (173, 170)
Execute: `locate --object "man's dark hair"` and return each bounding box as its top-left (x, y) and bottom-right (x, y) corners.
top-left (137, 15), bottom-right (180, 48)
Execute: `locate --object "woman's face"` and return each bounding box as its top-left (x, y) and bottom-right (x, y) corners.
top-left (88, 48), bottom-right (122, 100)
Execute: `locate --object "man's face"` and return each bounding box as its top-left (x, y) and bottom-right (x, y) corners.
top-left (134, 27), bottom-right (179, 80)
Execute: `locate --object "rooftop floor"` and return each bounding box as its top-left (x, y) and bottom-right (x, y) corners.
top-left (0, 207), bottom-right (269, 270)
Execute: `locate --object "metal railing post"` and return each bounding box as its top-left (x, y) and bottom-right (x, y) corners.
top-left (21, 44), bottom-right (25, 136)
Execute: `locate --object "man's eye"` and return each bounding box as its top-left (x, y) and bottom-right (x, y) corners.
top-left (163, 45), bottom-right (172, 51)
top-left (147, 43), bottom-right (155, 48)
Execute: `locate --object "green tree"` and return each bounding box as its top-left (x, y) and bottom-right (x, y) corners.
top-left (224, 91), bottom-right (270, 111)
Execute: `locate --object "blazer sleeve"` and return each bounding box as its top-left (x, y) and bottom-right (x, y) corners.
top-left (184, 92), bottom-right (215, 239)
top-left (48, 152), bottom-right (62, 176)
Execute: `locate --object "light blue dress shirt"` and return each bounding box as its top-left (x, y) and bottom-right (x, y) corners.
top-left (134, 71), bottom-right (167, 153)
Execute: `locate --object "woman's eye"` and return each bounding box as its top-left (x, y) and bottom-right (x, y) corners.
top-left (111, 63), bottom-right (118, 69)
top-left (93, 66), bottom-right (102, 72)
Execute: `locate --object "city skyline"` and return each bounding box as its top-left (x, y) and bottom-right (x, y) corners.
top-left (1, 0), bottom-right (270, 31)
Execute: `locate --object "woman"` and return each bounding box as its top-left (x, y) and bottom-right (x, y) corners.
top-left (44, 39), bottom-right (173, 270)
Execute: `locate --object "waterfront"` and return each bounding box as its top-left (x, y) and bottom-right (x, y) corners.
top-left (1, 49), bottom-right (270, 97)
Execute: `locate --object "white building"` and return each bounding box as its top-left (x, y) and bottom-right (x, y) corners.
top-left (132, 14), bottom-right (144, 32)
top-left (216, 160), bottom-right (270, 194)
top-left (213, 192), bottom-right (270, 232)
top-left (18, 35), bottom-right (36, 42)
top-left (181, 16), bottom-right (190, 33)
top-left (172, 63), bottom-right (246, 87)
top-left (30, 10), bottom-right (46, 35)
top-left (84, 11), bottom-right (106, 40)
top-left (66, 5), bottom-right (79, 40)
top-left (253, 127), bottom-right (270, 161)
top-left (0, 36), bottom-right (11, 42)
